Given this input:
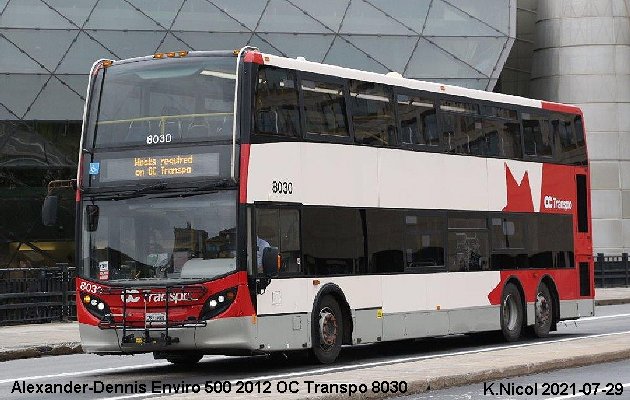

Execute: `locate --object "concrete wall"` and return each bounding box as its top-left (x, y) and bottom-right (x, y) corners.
top-left (531, 0), bottom-right (630, 254)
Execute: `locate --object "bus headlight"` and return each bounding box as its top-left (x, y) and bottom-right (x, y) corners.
top-left (200, 287), bottom-right (237, 320)
top-left (80, 291), bottom-right (111, 320)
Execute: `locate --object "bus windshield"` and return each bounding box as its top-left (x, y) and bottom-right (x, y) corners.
top-left (80, 190), bottom-right (237, 283)
top-left (89, 55), bottom-right (237, 148)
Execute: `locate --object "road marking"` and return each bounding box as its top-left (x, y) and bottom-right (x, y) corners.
top-left (545, 383), bottom-right (630, 399)
top-left (98, 330), bottom-right (630, 400)
top-left (576, 313), bottom-right (630, 322)
top-left (0, 362), bottom-right (169, 385)
top-left (3, 329), bottom-right (630, 398)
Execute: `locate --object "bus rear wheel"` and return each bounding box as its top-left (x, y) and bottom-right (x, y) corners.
top-left (500, 283), bottom-right (523, 342)
top-left (311, 295), bottom-right (343, 364)
top-left (532, 283), bottom-right (553, 337)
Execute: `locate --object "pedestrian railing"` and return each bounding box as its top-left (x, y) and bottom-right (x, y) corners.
top-left (595, 253), bottom-right (630, 288)
top-left (0, 264), bottom-right (76, 325)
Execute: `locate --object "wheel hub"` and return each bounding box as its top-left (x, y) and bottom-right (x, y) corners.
top-left (535, 292), bottom-right (550, 326)
top-left (319, 307), bottom-right (337, 349)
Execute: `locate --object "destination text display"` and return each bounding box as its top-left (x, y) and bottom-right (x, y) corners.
top-left (98, 153), bottom-right (220, 182)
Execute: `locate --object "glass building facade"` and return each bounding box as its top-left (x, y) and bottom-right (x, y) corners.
top-left (0, 0), bottom-right (517, 268)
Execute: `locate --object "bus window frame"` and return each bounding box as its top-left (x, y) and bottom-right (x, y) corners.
top-left (393, 87), bottom-right (443, 153)
top-left (521, 109), bottom-right (557, 163)
top-left (299, 71), bottom-right (354, 145)
top-left (250, 65), bottom-right (303, 144)
top-left (251, 202), bottom-right (305, 279)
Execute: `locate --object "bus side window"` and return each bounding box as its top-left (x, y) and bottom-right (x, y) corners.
top-left (254, 67), bottom-right (300, 138)
top-left (522, 113), bottom-right (553, 158)
top-left (302, 208), bottom-right (364, 276)
top-left (350, 81), bottom-right (396, 146)
top-left (301, 79), bottom-right (349, 137)
top-left (396, 94), bottom-right (439, 147)
top-left (447, 215), bottom-right (489, 272)
top-left (439, 101), bottom-right (480, 155)
top-left (403, 213), bottom-right (446, 273)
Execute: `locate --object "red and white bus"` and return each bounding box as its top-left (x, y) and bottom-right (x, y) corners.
top-left (66, 47), bottom-right (593, 365)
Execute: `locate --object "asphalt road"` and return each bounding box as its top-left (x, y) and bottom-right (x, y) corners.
top-left (400, 358), bottom-right (630, 400)
top-left (1, 304), bottom-right (629, 400)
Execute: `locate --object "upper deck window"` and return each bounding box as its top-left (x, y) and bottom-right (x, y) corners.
top-left (522, 113), bottom-right (553, 159)
top-left (254, 67), bottom-right (300, 138)
top-left (302, 79), bottom-right (349, 137)
top-left (350, 81), bottom-right (396, 146)
top-left (91, 56), bottom-right (237, 148)
top-left (397, 94), bottom-right (439, 147)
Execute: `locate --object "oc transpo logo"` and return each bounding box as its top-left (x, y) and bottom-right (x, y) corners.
top-left (120, 290), bottom-right (193, 304)
top-left (543, 195), bottom-right (572, 211)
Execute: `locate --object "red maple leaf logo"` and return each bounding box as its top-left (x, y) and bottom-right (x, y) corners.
top-left (503, 163), bottom-right (534, 212)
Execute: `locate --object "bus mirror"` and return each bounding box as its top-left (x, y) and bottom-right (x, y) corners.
top-left (86, 205), bottom-right (100, 232)
top-left (262, 246), bottom-right (279, 277)
top-left (41, 195), bottom-right (59, 226)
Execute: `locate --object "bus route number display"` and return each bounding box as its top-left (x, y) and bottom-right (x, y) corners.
top-left (96, 153), bottom-right (220, 182)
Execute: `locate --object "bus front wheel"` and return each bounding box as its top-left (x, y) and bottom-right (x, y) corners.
top-left (311, 295), bottom-right (343, 364)
top-left (500, 283), bottom-right (523, 342)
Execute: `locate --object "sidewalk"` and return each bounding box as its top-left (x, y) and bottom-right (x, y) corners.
top-left (0, 287), bottom-right (628, 362)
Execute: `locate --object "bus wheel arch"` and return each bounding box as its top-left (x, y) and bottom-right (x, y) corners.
top-left (311, 284), bottom-right (353, 363)
top-left (500, 278), bottom-right (525, 342)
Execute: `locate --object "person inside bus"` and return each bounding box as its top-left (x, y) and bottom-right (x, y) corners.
top-left (256, 236), bottom-right (271, 272)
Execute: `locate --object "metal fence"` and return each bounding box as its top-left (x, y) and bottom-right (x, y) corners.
top-left (595, 253), bottom-right (630, 288)
top-left (0, 264), bottom-right (76, 325)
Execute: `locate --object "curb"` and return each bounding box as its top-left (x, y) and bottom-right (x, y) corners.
top-left (392, 348), bottom-right (630, 399)
top-left (0, 343), bottom-right (82, 362)
top-left (596, 298), bottom-right (630, 306)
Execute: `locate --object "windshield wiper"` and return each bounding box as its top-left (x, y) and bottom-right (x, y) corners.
top-left (111, 182), bottom-right (168, 199)
top-left (154, 179), bottom-right (234, 199)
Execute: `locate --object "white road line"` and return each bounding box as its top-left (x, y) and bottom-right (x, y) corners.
top-left (97, 330), bottom-right (630, 400)
top-left (576, 313), bottom-right (630, 322)
top-left (0, 362), bottom-right (169, 385)
top-left (545, 383), bottom-right (630, 399)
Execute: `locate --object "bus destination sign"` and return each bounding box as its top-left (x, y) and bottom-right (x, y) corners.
top-left (97, 153), bottom-right (220, 183)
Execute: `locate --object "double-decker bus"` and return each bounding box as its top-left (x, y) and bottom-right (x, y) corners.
top-left (61, 47), bottom-right (593, 365)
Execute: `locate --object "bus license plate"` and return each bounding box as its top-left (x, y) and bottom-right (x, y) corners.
top-left (145, 312), bottom-right (166, 322)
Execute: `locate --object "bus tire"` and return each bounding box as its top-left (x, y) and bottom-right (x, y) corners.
top-left (500, 283), bottom-right (523, 342)
top-left (164, 352), bottom-right (203, 366)
top-left (532, 283), bottom-right (553, 337)
top-left (311, 295), bottom-right (343, 364)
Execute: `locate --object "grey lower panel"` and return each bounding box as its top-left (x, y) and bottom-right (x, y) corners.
top-left (558, 299), bottom-right (595, 320)
top-left (80, 323), bottom-right (121, 353)
top-left (195, 316), bottom-right (258, 351)
top-left (381, 306), bottom-right (500, 342)
top-left (81, 317), bottom-right (258, 354)
top-left (448, 307), bottom-right (500, 334)
top-left (257, 314), bottom-right (310, 352)
top-left (577, 299), bottom-right (595, 317)
top-left (352, 308), bottom-right (382, 344)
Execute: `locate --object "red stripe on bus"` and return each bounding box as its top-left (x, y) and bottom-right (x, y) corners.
top-left (239, 144), bottom-right (250, 204)
top-left (541, 101), bottom-right (582, 115)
